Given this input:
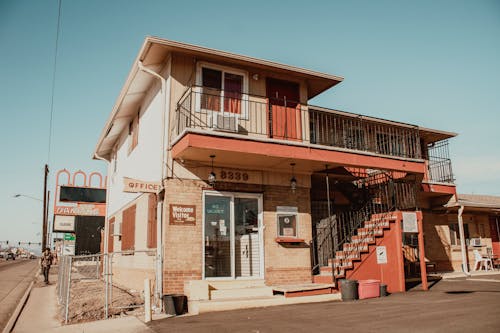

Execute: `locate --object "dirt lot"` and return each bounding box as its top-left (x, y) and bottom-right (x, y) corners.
top-left (65, 280), bottom-right (142, 324)
top-left (148, 275), bottom-right (500, 333)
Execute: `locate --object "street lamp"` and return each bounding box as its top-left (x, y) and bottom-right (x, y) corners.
top-left (13, 189), bottom-right (50, 251)
top-left (13, 194), bottom-right (43, 202)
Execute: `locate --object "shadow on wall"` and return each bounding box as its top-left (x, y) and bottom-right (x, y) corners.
top-left (423, 214), bottom-right (454, 272)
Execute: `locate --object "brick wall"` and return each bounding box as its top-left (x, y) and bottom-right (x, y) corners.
top-left (162, 176), bottom-right (313, 293)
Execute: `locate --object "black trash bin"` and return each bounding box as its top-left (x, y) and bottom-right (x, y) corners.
top-left (163, 294), bottom-right (187, 315)
top-left (340, 279), bottom-right (358, 301)
top-left (380, 283), bottom-right (388, 297)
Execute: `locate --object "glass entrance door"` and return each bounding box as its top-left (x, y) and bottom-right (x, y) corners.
top-left (204, 192), bottom-right (262, 279)
top-left (235, 197), bottom-right (260, 278)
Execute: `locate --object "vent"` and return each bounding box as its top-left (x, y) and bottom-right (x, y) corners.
top-left (114, 221), bottom-right (122, 236)
top-left (213, 114), bottom-right (238, 133)
top-left (470, 238), bottom-right (481, 247)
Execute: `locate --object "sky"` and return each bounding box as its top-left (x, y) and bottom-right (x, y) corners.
top-left (1, 0), bottom-right (499, 249)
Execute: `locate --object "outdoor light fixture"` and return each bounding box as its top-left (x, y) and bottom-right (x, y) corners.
top-left (208, 155), bottom-right (216, 187)
top-left (290, 163), bottom-right (297, 193)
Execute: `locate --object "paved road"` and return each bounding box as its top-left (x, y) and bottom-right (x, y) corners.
top-left (149, 275), bottom-right (500, 333)
top-left (0, 259), bottom-right (38, 331)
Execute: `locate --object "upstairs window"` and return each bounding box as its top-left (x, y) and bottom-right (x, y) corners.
top-left (197, 63), bottom-right (247, 117)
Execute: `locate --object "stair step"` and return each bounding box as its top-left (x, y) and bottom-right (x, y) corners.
top-left (336, 250), bottom-right (360, 260)
top-left (364, 220), bottom-right (390, 229)
top-left (358, 227), bottom-right (384, 236)
top-left (313, 274), bottom-right (334, 284)
top-left (343, 243), bottom-right (369, 252)
top-left (210, 286), bottom-right (274, 300)
top-left (371, 212), bottom-right (398, 221)
top-left (351, 235), bottom-right (375, 244)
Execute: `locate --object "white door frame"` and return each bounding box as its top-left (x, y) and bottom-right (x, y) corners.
top-left (202, 190), bottom-right (264, 280)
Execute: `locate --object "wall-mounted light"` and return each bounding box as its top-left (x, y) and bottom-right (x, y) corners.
top-left (290, 163), bottom-right (297, 193)
top-left (252, 73), bottom-right (259, 81)
top-left (208, 155), bottom-right (216, 187)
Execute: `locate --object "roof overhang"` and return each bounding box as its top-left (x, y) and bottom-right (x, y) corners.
top-left (444, 193), bottom-right (500, 213)
top-left (419, 127), bottom-right (457, 144)
top-left (93, 37), bottom-right (344, 160)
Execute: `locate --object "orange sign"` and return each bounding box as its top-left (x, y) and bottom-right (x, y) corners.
top-left (123, 177), bottom-right (161, 193)
top-left (55, 203), bottom-right (106, 216)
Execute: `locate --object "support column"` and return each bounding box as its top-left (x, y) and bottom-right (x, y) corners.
top-left (417, 211), bottom-right (428, 291)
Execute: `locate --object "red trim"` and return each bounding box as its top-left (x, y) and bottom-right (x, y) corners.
top-left (421, 182), bottom-right (456, 195)
top-left (275, 237), bottom-right (305, 244)
top-left (172, 133), bottom-right (426, 174)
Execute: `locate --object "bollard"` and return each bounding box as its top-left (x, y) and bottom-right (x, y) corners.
top-left (144, 279), bottom-right (151, 323)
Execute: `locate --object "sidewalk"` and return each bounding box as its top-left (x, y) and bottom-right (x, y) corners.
top-left (12, 270), bottom-right (154, 333)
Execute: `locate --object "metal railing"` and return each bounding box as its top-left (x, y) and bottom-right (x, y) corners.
top-left (309, 109), bottom-right (421, 159)
top-left (173, 87), bottom-right (423, 160)
top-left (427, 140), bottom-right (454, 183)
top-left (311, 173), bottom-right (417, 278)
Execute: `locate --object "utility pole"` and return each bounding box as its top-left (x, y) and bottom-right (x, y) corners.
top-left (42, 164), bottom-right (49, 250)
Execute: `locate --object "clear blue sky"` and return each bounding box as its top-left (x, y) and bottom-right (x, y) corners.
top-left (1, 0), bottom-right (499, 247)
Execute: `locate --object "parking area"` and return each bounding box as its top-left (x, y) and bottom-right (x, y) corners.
top-left (148, 274), bottom-right (500, 333)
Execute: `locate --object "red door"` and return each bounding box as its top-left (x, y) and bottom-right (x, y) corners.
top-left (266, 78), bottom-right (302, 140)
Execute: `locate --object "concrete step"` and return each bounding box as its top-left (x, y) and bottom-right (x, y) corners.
top-left (208, 279), bottom-right (266, 290)
top-left (210, 286), bottom-right (274, 300)
top-left (371, 212), bottom-right (398, 221)
top-left (189, 293), bottom-right (341, 314)
top-left (358, 227), bottom-right (384, 237)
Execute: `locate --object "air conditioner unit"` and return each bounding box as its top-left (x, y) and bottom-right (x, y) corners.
top-left (114, 222), bottom-right (122, 236)
top-left (470, 238), bottom-right (481, 247)
top-left (212, 114), bottom-right (238, 133)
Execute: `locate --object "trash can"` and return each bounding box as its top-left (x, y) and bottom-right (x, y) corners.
top-left (358, 280), bottom-right (380, 299)
top-left (340, 279), bottom-right (358, 301)
top-left (379, 283), bottom-right (388, 297)
top-left (163, 294), bottom-right (187, 315)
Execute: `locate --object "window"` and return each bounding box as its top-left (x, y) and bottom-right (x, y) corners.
top-left (147, 194), bottom-right (157, 248)
top-left (449, 223), bottom-right (469, 246)
top-left (128, 113), bottom-right (139, 153)
top-left (197, 63), bottom-right (248, 118)
top-left (108, 217), bottom-right (115, 253)
top-left (121, 205), bottom-right (136, 251)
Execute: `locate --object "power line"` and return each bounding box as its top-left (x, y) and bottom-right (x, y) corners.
top-left (47, 0), bottom-right (62, 164)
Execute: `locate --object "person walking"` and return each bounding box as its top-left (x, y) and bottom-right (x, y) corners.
top-left (40, 247), bottom-right (53, 285)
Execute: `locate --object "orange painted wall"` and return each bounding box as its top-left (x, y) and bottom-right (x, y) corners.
top-left (347, 214), bottom-right (405, 293)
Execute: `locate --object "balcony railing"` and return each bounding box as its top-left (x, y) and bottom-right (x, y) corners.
top-left (173, 87), bottom-right (422, 160)
top-left (427, 140), bottom-right (454, 183)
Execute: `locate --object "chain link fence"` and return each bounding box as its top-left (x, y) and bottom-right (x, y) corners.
top-left (57, 250), bottom-right (158, 324)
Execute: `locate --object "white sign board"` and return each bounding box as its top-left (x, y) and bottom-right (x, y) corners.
top-left (402, 212), bottom-right (418, 233)
top-left (53, 215), bottom-right (75, 232)
top-left (376, 246), bottom-right (388, 264)
top-left (63, 244), bottom-right (75, 256)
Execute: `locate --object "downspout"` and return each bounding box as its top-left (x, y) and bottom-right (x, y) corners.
top-left (94, 151), bottom-right (111, 317)
top-left (457, 205), bottom-right (471, 276)
top-left (138, 61), bottom-right (167, 310)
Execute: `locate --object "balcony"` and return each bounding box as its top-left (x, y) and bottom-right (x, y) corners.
top-left (173, 87), bottom-right (424, 162)
top-left (427, 140), bottom-right (454, 184)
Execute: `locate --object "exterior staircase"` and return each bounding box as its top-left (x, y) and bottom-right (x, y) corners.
top-left (313, 212), bottom-right (397, 284)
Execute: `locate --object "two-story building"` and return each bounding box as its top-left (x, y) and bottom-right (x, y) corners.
top-left (93, 37), bottom-right (459, 311)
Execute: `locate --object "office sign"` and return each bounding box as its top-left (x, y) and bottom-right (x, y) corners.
top-left (64, 233), bottom-right (75, 241)
top-left (123, 177), bottom-right (161, 193)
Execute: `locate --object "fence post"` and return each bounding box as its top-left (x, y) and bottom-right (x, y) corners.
top-left (104, 253), bottom-right (108, 319)
top-left (65, 256), bottom-right (72, 324)
top-left (144, 279), bottom-right (151, 323)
